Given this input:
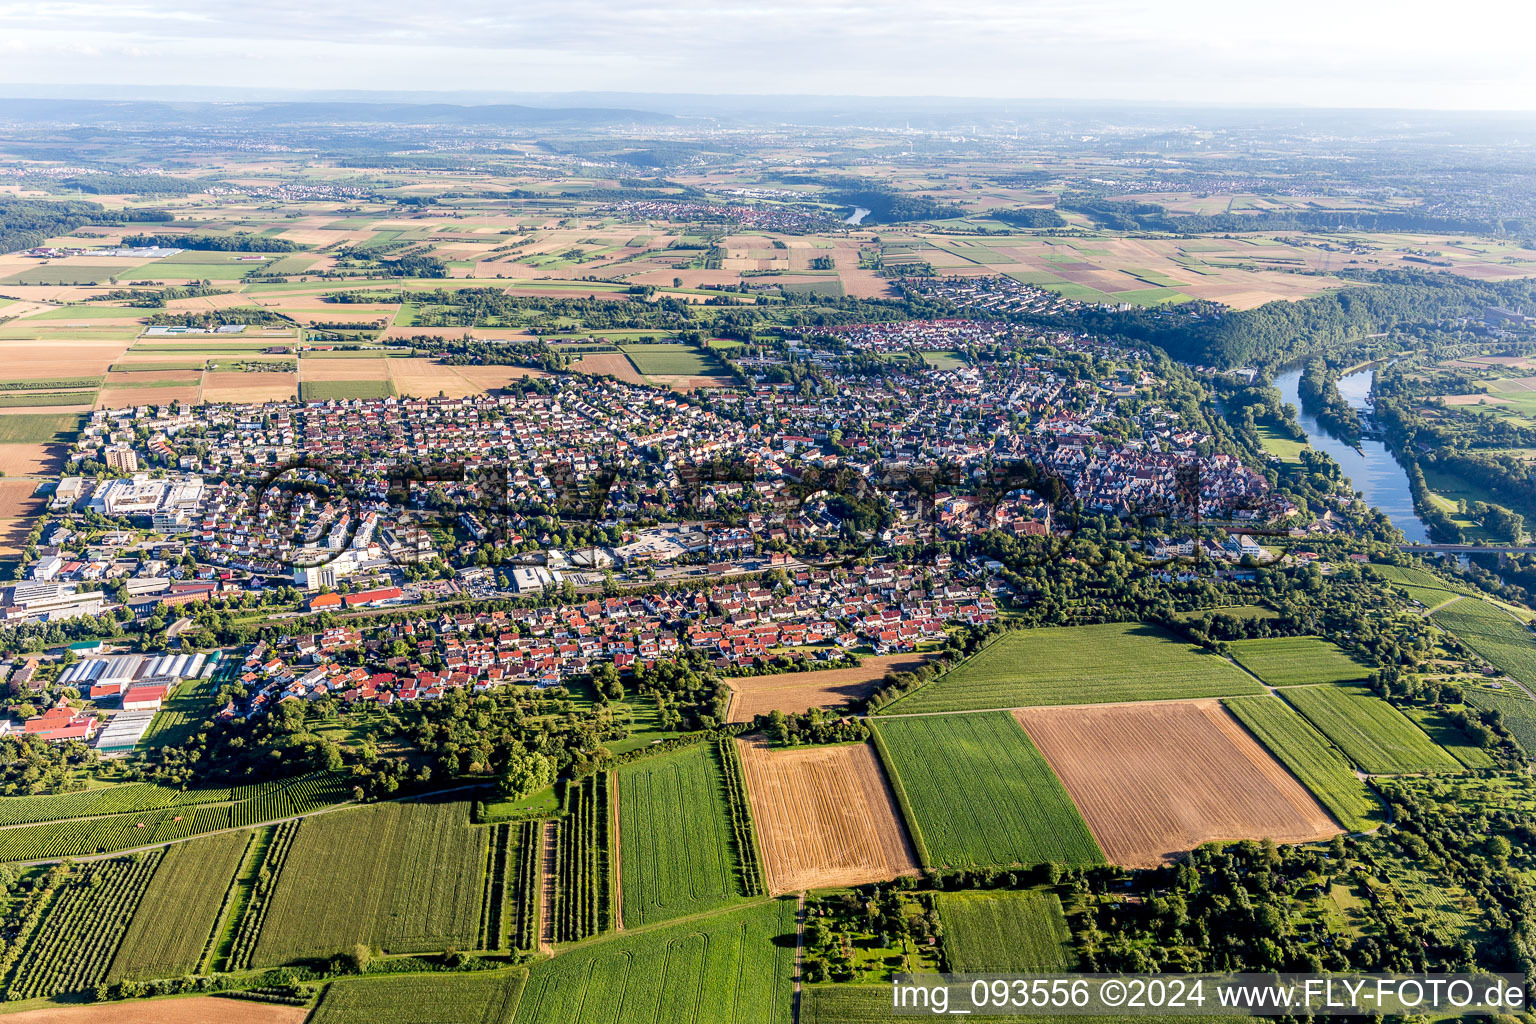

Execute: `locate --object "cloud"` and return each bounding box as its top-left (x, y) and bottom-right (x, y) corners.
top-left (0, 0), bottom-right (1531, 109)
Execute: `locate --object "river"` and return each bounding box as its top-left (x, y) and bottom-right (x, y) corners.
top-left (1273, 366), bottom-right (1432, 543)
top-left (844, 206), bottom-right (871, 225)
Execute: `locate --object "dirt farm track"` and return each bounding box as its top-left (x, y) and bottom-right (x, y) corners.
top-left (736, 736), bottom-right (919, 893)
top-left (1015, 700), bottom-right (1340, 868)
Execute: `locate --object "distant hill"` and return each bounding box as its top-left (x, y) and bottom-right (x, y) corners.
top-left (0, 97), bottom-right (675, 129)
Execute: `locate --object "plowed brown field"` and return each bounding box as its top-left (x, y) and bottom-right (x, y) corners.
top-left (201, 371), bottom-right (298, 403)
top-left (0, 996), bottom-right (307, 1024)
top-left (96, 384), bottom-right (200, 409)
top-left (1014, 700), bottom-right (1339, 867)
top-left (0, 480), bottom-right (43, 518)
top-left (727, 654), bottom-right (929, 723)
top-left (570, 352), bottom-right (644, 385)
top-left (736, 736), bottom-right (919, 893)
top-left (0, 443), bottom-right (66, 475)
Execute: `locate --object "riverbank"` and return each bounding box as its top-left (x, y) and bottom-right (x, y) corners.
top-left (1275, 366), bottom-right (1431, 543)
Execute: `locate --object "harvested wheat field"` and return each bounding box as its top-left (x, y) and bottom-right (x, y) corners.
top-left (0, 997), bottom-right (307, 1024)
top-left (0, 480), bottom-right (44, 518)
top-left (1014, 700), bottom-right (1339, 867)
top-left (737, 736), bottom-right (919, 893)
top-left (0, 519), bottom-right (33, 558)
top-left (0, 342), bottom-right (128, 377)
top-left (299, 356), bottom-right (390, 381)
top-left (0, 444), bottom-right (66, 476)
top-left (385, 358), bottom-right (483, 398)
top-left (103, 369), bottom-right (203, 385)
top-left (96, 384), bottom-right (200, 409)
top-left (452, 364), bottom-right (549, 387)
top-left (646, 373), bottom-right (735, 391)
top-left (727, 654), bottom-right (929, 723)
top-left (201, 371), bottom-right (298, 403)
top-left (570, 352), bottom-right (645, 385)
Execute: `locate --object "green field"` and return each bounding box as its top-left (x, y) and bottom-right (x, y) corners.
top-left (617, 745), bottom-right (742, 926)
top-left (138, 676), bottom-right (218, 748)
top-left (263, 255), bottom-right (320, 274)
top-left (935, 242), bottom-right (1016, 265)
top-left (1371, 563), bottom-right (1477, 610)
top-left (801, 987), bottom-right (1255, 1024)
top-left (1040, 281), bottom-right (1117, 302)
top-left (1254, 420), bottom-right (1308, 462)
top-left (871, 712), bottom-right (1102, 869)
top-left (800, 987), bottom-right (893, 1023)
top-left (0, 412), bottom-right (84, 443)
top-left (1228, 637), bottom-right (1372, 686)
top-left (29, 305), bottom-right (144, 320)
top-left (1124, 267), bottom-right (1189, 287)
top-left (1433, 596), bottom-right (1536, 687)
top-left (1462, 684), bottom-right (1536, 755)
top-left (552, 772), bottom-right (610, 941)
top-left (7, 855), bottom-right (160, 999)
top-left (314, 971), bottom-right (526, 1024)
top-left (250, 799), bottom-right (488, 965)
top-left (0, 773), bottom-right (350, 861)
top-left (300, 380), bottom-right (395, 401)
top-left (0, 781), bottom-right (210, 827)
top-left (937, 890), bottom-right (1074, 971)
top-left (1281, 685), bottom-right (1462, 775)
top-left (1111, 286), bottom-right (1189, 306)
top-left (883, 623), bottom-right (1261, 714)
top-left (773, 278), bottom-right (845, 298)
top-left (618, 343), bottom-right (725, 377)
top-left (1223, 696), bottom-right (1384, 832)
top-left (1172, 604), bottom-right (1279, 624)
top-left (0, 377), bottom-right (102, 391)
top-left (1401, 705), bottom-right (1498, 770)
top-left (513, 898), bottom-right (796, 1024)
top-left (1, 263), bottom-right (148, 285)
top-left (919, 350), bottom-right (967, 370)
top-left (131, 260), bottom-right (264, 281)
top-left (0, 391), bottom-right (95, 408)
top-left (107, 830), bottom-right (251, 981)
top-left (110, 360), bottom-right (209, 371)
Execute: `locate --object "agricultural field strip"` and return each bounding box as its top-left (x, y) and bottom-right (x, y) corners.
top-left (1462, 685), bottom-right (1536, 755)
top-left (248, 799), bottom-right (487, 966)
top-left (617, 744), bottom-right (745, 928)
top-left (315, 897), bottom-right (795, 1024)
top-left (1431, 594), bottom-right (1536, 690)
top-left (510, 896), bottom-right (796, 1024)
top-left (553, 772), bottom-right (609, 942)
top-left (1223, 695), bottom-right (1385, 833)
top-left (936, 890), bottom-right (1074, 972)
top-left (1279, 684), bottom-right (1463, 775)
top-left (6, 853), bottom-right (160, 999)
top-left (1227, 636), bottom-right (1372, 686)
top-left (0, 773), bottom-right (356, 859)
top-left (0, 773), bottom-right (329, 829)
top-left (871, 711), bottom-right (1102, 869)
top-left (879, 623), bottom-right (1260, 714)
top-left (107, 829), bottom-right (252, 981)
top-left (1016, 701), bottom-right (1340, 868)
top-left (734, 737), bottom-right (915, 894)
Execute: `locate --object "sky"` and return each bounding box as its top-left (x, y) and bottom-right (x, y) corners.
top-left (1, 0), bottom-right (1534, 110)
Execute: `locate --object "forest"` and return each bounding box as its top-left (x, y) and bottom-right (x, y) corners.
top-left (0, 200), bottom-right (171, 254)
